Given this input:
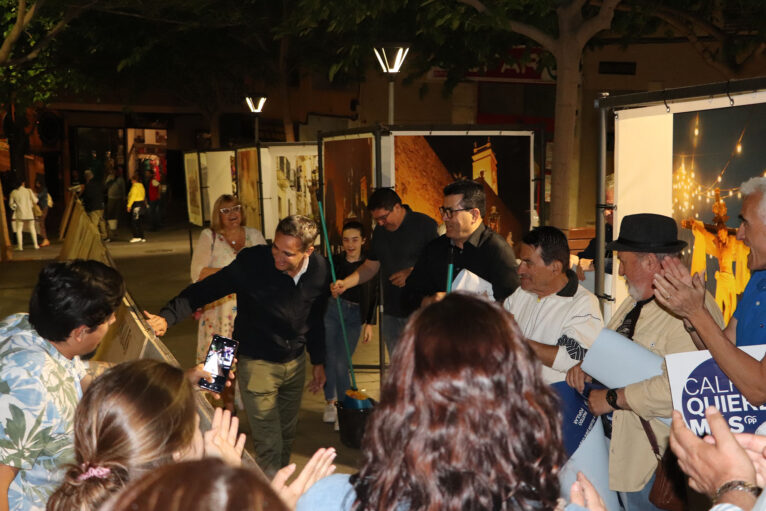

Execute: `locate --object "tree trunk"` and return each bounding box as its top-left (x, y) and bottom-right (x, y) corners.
top-left (549, 43), bottom-right (582, 229)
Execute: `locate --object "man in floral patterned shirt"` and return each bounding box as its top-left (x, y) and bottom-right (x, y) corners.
top-left (0, 260), bottom-right (124, 511)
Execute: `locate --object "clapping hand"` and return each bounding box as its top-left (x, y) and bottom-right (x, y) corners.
top-left (204, 408), bottom-right (247, 467)
top-left (271, 447), bottom-right (337, 509)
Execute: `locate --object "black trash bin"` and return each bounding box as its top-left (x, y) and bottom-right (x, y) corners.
top-left (336, 400), bottom-right (375, 449)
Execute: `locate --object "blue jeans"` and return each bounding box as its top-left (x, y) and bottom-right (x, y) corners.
top-left (324, 298), bottom-right (362, 401)
top-left (381, 314), bottom-right (408, 360)
top-left (619, 472), bottom-right (664, 511)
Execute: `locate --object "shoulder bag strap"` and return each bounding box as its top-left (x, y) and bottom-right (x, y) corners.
top-left (640, 417), bottom-right (662, 460)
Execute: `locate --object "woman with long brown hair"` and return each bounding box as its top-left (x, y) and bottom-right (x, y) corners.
top-left (297, 293), bottom-right (568, 511)
top-left (46, 359), bottom-right (243, 511)
top-left (47, 359), bottom-right (335, 511)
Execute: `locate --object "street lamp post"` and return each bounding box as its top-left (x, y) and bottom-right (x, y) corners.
top-left (245, 95), bottom-right (267, 143)
top-left (373, 45), bottom-right (409, 125)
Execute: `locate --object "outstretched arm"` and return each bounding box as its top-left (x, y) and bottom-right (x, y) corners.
top-left (331, 259), bottom-right (380, 297)
top-left (654, 258), bottom-right (766, 404)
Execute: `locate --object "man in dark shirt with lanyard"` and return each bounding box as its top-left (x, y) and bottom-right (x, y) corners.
top-left (146, 215), bottom-right (328, 476)
top-left (406, 179), bottom-right (519, 308)
top-left (331, 188), bottom-right (437, 357)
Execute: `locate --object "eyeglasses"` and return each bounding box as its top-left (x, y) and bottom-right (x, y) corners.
top-left (373, 210), bottom-right (393, 224)
top-left (220, 205), bottom-right (242, 215)
top-left (439, 206), bottom-right (471, 219)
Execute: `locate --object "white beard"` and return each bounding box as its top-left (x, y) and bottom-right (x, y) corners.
top-left (627, 281), bottom-right (646, 302)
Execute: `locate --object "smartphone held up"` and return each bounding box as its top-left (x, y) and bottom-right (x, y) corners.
top-left (198, 334), bottom-right (239, 394)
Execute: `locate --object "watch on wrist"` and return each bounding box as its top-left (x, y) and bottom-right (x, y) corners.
top-left (606, 388), bottom-right (621, 410)
top-left (713, 480), bottom-right (761, 504)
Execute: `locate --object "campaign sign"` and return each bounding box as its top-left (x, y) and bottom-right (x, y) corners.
top-left (667, 345), bottom-right (766, 436)
top-left (551, 382), bottom-right (597, 458)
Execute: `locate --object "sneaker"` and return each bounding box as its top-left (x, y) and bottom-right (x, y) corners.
top-left (334, 417), bottom-right (339, 431)
top-left (323, 403), bottom-right (337, 423)
top-left (103, 238), bottom-right (111, 243)
top-left (129, 238), bottom-right (142, 243)
top-left (140, 238), bottom-right (147, 243)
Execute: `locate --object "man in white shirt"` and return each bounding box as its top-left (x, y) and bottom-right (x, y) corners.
top-left (503, 226), bottom-right (603, 383)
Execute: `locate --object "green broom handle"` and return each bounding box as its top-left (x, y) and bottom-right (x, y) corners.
top-left (317, 201), bottom-right (358, 390)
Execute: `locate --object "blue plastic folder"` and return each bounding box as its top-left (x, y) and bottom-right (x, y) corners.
top-left (552, 382), bottom-right (619, 510)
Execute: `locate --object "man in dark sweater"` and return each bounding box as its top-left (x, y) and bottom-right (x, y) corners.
top-left (331, 188), bottom-right (437, 357)
top-left (406, 180), bottom-right (519, 309)
top-left (145, 215), bottom-right (328, 476)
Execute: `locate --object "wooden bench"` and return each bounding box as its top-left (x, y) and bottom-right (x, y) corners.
top-left (564, 227), bottom-right (595, 255)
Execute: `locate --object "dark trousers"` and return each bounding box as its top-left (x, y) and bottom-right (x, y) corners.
top-left (130, 201), bottom-right (145, 238)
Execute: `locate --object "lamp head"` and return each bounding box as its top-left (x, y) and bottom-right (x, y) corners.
top-left (245, 95), bottom-right (267, 113)
top-left (373, 45), bottom-right (410, 74)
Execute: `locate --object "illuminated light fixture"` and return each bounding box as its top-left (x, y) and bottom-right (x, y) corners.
top-left (244, 94), bottom-right (267, 144)
top-left (694, 128), bottom-right (699, 136)
top-left (373, 44), bottom-right (410, 125)
top-left (245, 95), bottom-right (267, 113)
top-left (373, 45), bottom-right (410, 74)
top-left (737, 143), bottom-right (743, 153)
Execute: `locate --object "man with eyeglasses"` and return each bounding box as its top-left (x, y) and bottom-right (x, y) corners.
top-left (331, 188), bottom-right (437, 356)
top-left (405, 180), bottom-right (519, 309)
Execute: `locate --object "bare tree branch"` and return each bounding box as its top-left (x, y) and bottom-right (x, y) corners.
top-left (0, 0), bottom-right (30, 65)
top-left (1, 0), bottom-right (100, 67)
top-left (458, 0), bottom-right (488, 13)
top-left (577, 0), bottom-right (620, 48)
top-left (651, 9), bottom-right (733, 79)
top-left (507, 19), bottom-right (558, 54)
top-left (561, 0), bottom-right (589, 20)
top-left (738, 41), bottom-right (766, 70)
top-left (91, 6), bottom-right (240, 28)
top-left (7, 10), bottom-right (76, 66)
top-left (459, 0), bottom-right (558, 54)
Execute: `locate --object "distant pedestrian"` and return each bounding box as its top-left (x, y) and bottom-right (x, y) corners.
top-left (8, 179), bottom-right (39, 250)
top-left (34, 179), bottom-right (52, 247)
top-left (82, 170), bottom-right (108, 240)
top-left (126, 173), bottom-right (146, 243)
top-left (105, 166), bottom-right (126, 241)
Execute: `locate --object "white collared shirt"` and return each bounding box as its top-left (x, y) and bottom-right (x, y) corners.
top-left (292, 255), bottom-right (310, 284)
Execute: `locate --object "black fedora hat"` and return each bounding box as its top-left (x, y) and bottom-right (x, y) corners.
top-left (606, 213), bottom-right (687, 253)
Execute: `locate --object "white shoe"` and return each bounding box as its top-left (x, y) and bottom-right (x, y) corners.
top-left (140, 238), bottom-right (147, 243)
top-left (323, 403), bottom-right (337, 423)
top-left (129, 238), bottom-right (142, 243)
top-left (334, 417), bottom-right (339, 431)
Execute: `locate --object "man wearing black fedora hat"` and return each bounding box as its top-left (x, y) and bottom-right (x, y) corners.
top-left (654, 176), bottom-right (766, 407)
top-left (566, 213), bottom-right (723, 510)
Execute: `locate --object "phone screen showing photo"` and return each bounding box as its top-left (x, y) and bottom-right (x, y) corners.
top-left (198, 334), bottom-right (239, 393)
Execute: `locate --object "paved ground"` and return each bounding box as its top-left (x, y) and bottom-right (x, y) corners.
top-left (0, 214), bottom-right (385, 475)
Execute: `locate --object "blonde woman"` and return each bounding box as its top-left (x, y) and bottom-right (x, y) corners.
top-left (190, 195), bottom-right (266, 410)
